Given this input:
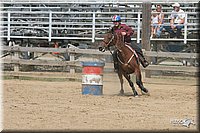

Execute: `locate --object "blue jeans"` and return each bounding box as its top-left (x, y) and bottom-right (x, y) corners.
top-left (163, 25), bottom-right (184, 38)
top-left (155, 24), bottom-right (164, 37)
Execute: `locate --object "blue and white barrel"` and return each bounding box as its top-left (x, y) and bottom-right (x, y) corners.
top-left (82, 62), bottom-right (105, 95)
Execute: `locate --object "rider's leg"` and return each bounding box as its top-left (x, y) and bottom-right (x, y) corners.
top-left (112, 50), bottom-right (119, 72)
top-left (130, 42), bottom-right (149, 68)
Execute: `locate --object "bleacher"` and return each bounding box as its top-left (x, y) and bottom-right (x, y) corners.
top-left (150, 3), bottom-right (198, 42)
top-left (0, 0), bottom-right (198, 47)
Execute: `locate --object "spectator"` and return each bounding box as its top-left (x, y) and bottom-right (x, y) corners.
top-left (165, 3), bottom-right (185, 38)
top-left (151, 4), bottom-right (164, 38)
top-left (151, 11), bottom-right (159, 38)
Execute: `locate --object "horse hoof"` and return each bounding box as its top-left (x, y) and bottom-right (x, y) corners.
top-left (142, 88), bottom-right (148, 93)
top-left (134, 95), bottom-right (139, 98)
top-left (118, 92), bottom-right (124, 96)
top-left (118, 90), bottom-right (124, 95)
top-left (141, 91), bottom-right (150, 96)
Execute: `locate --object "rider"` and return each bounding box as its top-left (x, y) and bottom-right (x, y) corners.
top-left (110, 15), bottom-right (149, 72)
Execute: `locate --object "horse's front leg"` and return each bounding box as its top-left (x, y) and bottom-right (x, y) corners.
top-left (117, 70), bottom-right (124, 95)
top-left (123, 72), bottom-right (138, 97)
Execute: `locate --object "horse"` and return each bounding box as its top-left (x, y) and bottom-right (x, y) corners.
top-left (99, 32), bottom-right (149, 97)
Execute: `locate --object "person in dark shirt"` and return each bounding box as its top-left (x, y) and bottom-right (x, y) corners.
top-left (109, 15), bottom-right (149, 72)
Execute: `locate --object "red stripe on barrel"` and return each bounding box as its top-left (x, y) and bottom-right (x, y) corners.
top-left (83, 66), bottom-right (103, 75)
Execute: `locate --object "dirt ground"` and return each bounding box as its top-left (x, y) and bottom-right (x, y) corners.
top-left (3, 72), bottom-right (199, 131)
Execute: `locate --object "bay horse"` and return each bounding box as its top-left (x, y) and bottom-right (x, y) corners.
top-left (99, 32), bottom-right (149, 97)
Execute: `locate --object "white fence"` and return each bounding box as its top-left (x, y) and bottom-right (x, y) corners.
top-left (0, 10), bottom-right (198, 44)
top-left (1, 0), bottom-right (199, 3)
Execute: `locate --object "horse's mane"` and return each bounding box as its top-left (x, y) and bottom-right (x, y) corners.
top-left (115, 32), bottom-right (125, 46)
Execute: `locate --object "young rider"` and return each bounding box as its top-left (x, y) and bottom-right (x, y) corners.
top-left (110, 15), bottom-right (149, 72)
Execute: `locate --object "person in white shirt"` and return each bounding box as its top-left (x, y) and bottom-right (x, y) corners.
top-left (151, 4), bottom-right (164, 38)
top-left (165, 3), bottom-right (185, 38)
top-left (151, 11), bottom-right (159, 38)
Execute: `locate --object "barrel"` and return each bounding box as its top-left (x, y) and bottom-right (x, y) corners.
top-left (82, 61), bottom-right (105, 95)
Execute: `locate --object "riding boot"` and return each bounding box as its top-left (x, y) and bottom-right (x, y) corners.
top-left (138, 53), bottom-right (149, 68)
top-left (112, 50), bottom-right (119, 72)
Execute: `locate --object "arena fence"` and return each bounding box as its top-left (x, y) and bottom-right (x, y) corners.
top-left (2, 46), bottom-right (198, 77)
top-left (1, 2), bottom-right (199, 78)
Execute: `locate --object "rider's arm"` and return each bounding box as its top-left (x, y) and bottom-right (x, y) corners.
top-left (122, 24), bottom-right (134, 36)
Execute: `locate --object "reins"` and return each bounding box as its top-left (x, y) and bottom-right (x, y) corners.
top-left (102, 34), bottom-right (115, 55)
top-left (103, 35), bottom-right (115, 47)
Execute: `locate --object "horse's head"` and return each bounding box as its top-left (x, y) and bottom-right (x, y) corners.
top-left (99, 32), bottom-right (115, 52)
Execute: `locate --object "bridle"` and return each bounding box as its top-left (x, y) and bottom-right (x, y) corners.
top-left (99, 33), bottom-right (115, 54)
top-left (102, 34), bottom-right (115, 47)
top-left (102, 33), bottom-right (125, 52)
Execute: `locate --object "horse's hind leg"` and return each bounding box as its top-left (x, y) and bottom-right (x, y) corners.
top-left (123, 73), bottom-right (138, 97)
top-left (117, 70), bottom-right (124, 95)
top-left (135, 70), bottom-right (149, 95)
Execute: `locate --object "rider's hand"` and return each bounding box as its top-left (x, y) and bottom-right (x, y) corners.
top-left (121, 32), bottom-right (126, 36)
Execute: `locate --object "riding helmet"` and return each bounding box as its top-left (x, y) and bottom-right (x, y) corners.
top-left (112, 15), bottom-right (121, 22)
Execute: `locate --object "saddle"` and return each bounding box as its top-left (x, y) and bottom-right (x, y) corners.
top-left (124, 42), bottom-right (139, 59)
top-left (116, 42), bottom-right (139, 65)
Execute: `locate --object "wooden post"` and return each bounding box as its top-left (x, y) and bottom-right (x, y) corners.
top-left (70, 53), bottom-right (75, 74)
top-left (14, 51), bottom-right (19, 72)
top-left (13, 42), bottom-right (20, 78)
top-left (142, 2), bottom-right (151, 78)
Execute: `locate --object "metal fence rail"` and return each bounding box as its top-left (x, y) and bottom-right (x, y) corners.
top-left (1, 0), bottom-right (199, 3)
top-left (0, 10), bottom-right (199, 44)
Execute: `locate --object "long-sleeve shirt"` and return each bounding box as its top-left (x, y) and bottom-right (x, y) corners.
top-left (110, 23), bottom-right (134, 43)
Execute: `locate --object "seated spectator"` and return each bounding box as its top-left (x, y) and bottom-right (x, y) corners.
top-left (151, 4), bottom-right (164, 38)
top-left (164, 3), bottom-right (185, 38)
top-left (151, 11), bottom-right (159, 38)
